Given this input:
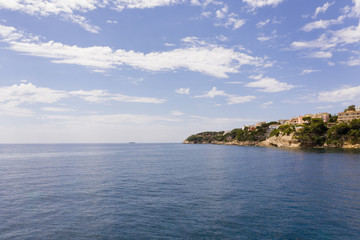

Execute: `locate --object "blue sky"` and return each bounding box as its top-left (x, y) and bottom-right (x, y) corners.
top-left (0, 0), bottom-right (359, 143)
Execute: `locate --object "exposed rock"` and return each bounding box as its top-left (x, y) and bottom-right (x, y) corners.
top-left (258, 133), bottom-right (300, 148)
top-left (342, 143), bottom-right (360, 149)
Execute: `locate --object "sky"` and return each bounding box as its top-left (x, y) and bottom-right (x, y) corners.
top-left (0, 0), bottom-right (360, 143)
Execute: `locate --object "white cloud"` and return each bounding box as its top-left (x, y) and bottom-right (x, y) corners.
top-left (195, 86), bottom-right (227, 98)
top-left (316, 105), bottom-right (334, 109)
top-left (0, 0), bottom-right (224, 33)
top-left (0, 83), bottom-right (67, 105)
top-left (225, 81), bottom-right (244, 84)
top-left (0, 0), bottom-right (100, 15)
top-left (0, 24), bottom-right (268, 78)
top-left (225, 16), bottom-right (246, 30)
top-left (164, 42), bottom-right (176, 47)
top-left (300, 69), bottom-right (321, 75)
top-left (243, 0), bottom-right (284, 9)
top-left (0, 102), bottom-right (34, 117)
top-left (171, 110), bottom-right (185, 116)
top-left (0, 0), bottom-right (102, 33)
top-left (313, 1), bottom-right (335, 19)
top-left (348, 0), bottom-right (360, 17)
top-left (0, 82), bottom-right (165, 118)
top-left (256, 19), bottom-right (270, 28)
top-left (308, 51), bottom-right (333, 58)
top-left (246, 75), bottom-right (296, 92)
top-left (65, 14), bottom-right (100, 33)
top-left (257, 36), bottom-right (271, 42)
top-left (215, 5), bottom-right (227, 19)
top-left (0, 24), bottom-right (24, 42)
top-left (70, 90), bottom-right (166, 104)
top-left (175, 88), bottom-right (190, 95)
top-left (200, 11), bottom-right (212, 18)
top-left (216, 35), bottom-right (229, 42)
top-left (43, 113), bottom-right (182, 125)
top-left (346, 56), bottom-right (360, 66)
top-left (292, 22), bottom-right (360, 51)
top-left (195, 86), bottom-right (255, 104)
top-left (293, 0), bottom-right (360, 60)
top-left (0, 82), bottom-right (67, 117)
top-left (214, 4), bottom-right (246, 30)
top-left (106, 20), bottom-right (118, 24)
top-left (227, 95), bottom-right (255, 104)
top-left (112, 0), bottom-right (185, 11)
top-left (302, 16), bottom-right (345, 32)
top-left (0, 112), bottom-right (262, 143)
top-left (257, 30), bottom-right (278, 42)
top-left (41, 107), bottom-right (75, 112)
top-left (318, 85), bottom-right (360, 102)
top-left (262, 101), bottom-right (273, 108)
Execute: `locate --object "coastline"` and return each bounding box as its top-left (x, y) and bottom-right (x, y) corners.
top-left (183, 134), bottom-right (360, 149)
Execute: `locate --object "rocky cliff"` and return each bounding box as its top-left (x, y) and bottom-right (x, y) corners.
top-left (184, 133), bottom-right (301, 148)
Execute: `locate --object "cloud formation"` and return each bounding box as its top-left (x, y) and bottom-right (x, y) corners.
top-left (195, 86), bottom-right (255, 104)
top-left (0, 82), bottom-right (165, 117)
top-left (0, 0), bottom-right (102, 33)
top-left (215, 4), bottom-right (246, 30)
top-left (243, 0), bottom-right (284, 9)
top-left (71, 89), bottom-right (166, 104)
top-left (300, 69), bottom-right (321, 75)
top-left (246, 75), bottom-right (296, 92)
top-left (293, 0), bottom-right (360, 64)
top-left (175, 88), bottom-right (190, 95)
top-left (313, 1), bottom-right (335, 19)
top-left (0, 24), bottom-right (269, 78)
top-left (317, 85), bottom-right (360, 102)
top-left (302, 16), bottom-right (344, 32)
top-left (0, 0), bottom-right (229, 33)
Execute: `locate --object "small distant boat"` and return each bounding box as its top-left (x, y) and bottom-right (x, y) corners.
top-left (129, 142), bottom-right (136, 144)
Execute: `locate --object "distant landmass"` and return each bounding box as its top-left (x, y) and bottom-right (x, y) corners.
top-left (184, 105), bottom-right (360, 149)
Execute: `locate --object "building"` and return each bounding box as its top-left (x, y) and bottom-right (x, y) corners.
top-left (338, 110), bottom-right (360, 122)
top-left (286, 116), bottom-right (303, 125)
top-left (295, 126), bottom-right (304, 132)
top-left (304, 112), bottom-right (330, 123)
top-left (266, 124), bottom-right (280, 136)
top-left (278, 119), bottom-right (288, 125)
top-left (255, 121), bottom-right (266, 127)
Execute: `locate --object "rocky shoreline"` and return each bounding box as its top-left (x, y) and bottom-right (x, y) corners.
top-left (184, 134), bottom-right (360, 149)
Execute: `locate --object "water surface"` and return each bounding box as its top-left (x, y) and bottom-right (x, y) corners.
top-left (0, 144), bottom-right (359, 239)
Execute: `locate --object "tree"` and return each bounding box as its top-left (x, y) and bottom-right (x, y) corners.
top-left (344, 105), bottom-right (356, 112)
top-left (302, 116), bottom-right (312, 124)
top-left (329, 115), bottom-right (338, 123)
top-left (295, 118), bottom-right (328, 147)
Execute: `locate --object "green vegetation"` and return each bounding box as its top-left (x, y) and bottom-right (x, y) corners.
top-left (185, 114), bottom-right (360, 148)
top-left (329, 114), bottom-right (338, 123)
top-left (294, 118), bottom-right (328, 147)
top-left (344, 105), bottom-right (356, 112)
top-left (225, 126), bottom-right (266, 142)
top-left (270, 124), bottom-right (294, 137)
top-left (185, 131), bottom-right (224, 143)
top-left (326, 119), bottom-right (360, 146)
top-left (293, 118), bottom-right (360, 147)
top-left (186, 122), bottom-right (279, 144)
top-left (302, 116), bottom-right (312, 124)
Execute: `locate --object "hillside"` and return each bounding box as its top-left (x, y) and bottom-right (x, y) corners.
top-left (184, 118), bottom-right (360, 149)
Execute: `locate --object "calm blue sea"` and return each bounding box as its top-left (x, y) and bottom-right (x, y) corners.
top-left (0, 143), bottom-right (359, 239)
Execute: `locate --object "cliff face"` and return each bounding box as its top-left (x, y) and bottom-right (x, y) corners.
top-left (184, 125), bottom-right (360, 149)
top-left (258, 134), bottom-right (300, 148)
top-left (184, 134), bottom-right (301, 148)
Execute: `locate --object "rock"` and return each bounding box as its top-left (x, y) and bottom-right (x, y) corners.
top-left (259, 133), bottom-right (300, 148)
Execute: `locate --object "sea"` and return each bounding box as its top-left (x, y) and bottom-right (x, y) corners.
top-left (0, 143), bottom-right (359, 239)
